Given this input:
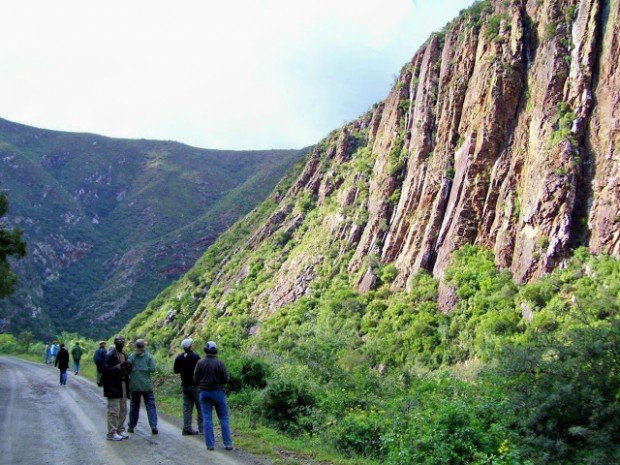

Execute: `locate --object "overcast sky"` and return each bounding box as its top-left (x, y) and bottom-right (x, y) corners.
top-left (0, 0), bottom-right (473, 150)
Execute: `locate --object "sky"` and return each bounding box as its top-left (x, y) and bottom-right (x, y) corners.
top-left (0, 0), bottom-right (473, 150)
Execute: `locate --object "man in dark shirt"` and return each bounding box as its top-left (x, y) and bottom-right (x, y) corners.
top-left (173, 338), bottom-right (203, 435)
top-left (93, 341), bottom-right (107, 387)
top-left (193, 341), bottom-right (233, 451)
top-left (54, 343), bottom-right (70, 385)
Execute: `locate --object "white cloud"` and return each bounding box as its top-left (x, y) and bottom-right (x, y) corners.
top-left (0, 0), bottom-right (472, 149)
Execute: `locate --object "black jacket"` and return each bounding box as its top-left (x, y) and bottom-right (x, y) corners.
top-left (55, 347), bottom-right (69, 370)
top-left (194, 355), bottom-right (230, 390)
top-left (174, 350), bottom-right (200, 387)
top-left (102, 348), bottom-right (129, 398)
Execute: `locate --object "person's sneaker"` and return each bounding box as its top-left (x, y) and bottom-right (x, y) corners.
top-left (119, 432), bottom-right (129, 439)
top-left (74, 371), bottom-right (78, 375)
top-left (151, 428), bottom-right (158, 435)
top-left (207, 447), bottom-right (215, 451)
top-left (225, 446), bottom-right (234, 451)
top-left (107, 434), bottom-right (123, 441)
top-left (127, 426), bottom-right (134, 433)
top-left (182, 429), bottom-right (200, 436)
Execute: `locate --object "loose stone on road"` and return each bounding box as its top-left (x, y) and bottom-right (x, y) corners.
top-left (0, 356), bottom-right (269, 465)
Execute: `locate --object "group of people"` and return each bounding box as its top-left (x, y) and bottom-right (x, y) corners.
top-left (46, 341), bottom-right (85, 385)
top-left (85, 335), bottom-right (233, 452)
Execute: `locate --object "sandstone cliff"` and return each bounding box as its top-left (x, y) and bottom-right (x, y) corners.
top-left (125, 0), bottom-right (620, 342)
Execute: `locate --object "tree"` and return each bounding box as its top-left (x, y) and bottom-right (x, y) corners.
top-left (0, 191), bottom-right (26, 298)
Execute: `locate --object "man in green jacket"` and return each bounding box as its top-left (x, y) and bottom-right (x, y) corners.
top-left (71, 341), bottom-right (84, 375)
top-left (127, 339), bottom-right (158, 434)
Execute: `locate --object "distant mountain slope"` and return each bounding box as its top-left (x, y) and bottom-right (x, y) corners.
top-left (0, 117), bottom-right (304, 337)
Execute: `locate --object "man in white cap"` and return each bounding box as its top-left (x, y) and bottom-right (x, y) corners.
top-left (173, 337), bottom-right (203, 435)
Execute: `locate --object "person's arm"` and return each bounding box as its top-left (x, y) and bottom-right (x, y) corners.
top-left (148, 354), bottom-right (156, 373)
top-left (173, 355), bottom-right (181, 374)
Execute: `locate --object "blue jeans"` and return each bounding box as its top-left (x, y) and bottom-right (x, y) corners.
top-left (199, 389), bottom-right (232, 449)
top-left (129, 391), bottom-right (158, 429)
top-left (45, 353), bottom-right (51, 364)
top-left (73, 360), bottom-right (80, 373)
top-left (59, 369), bottom-right (68, 385)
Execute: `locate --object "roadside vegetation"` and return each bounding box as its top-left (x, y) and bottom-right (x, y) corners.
top-left (6, 246), bottom-right (617, 464)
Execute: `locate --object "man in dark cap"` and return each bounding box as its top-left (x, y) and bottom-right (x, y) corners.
top-left (93, 340), bottom-right (107, 387)
top-left (102, 336), bottom-right (131, 441)
top-left (194, 341), bottom-right (233, 451)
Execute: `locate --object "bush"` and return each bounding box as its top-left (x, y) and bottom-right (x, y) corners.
top-left (241, 357), bottom-right (270, 389)
top-left (0, 333), bottom-right (19, 353)
top-left (333, 410), bottom-right (385, 457)
top-left (261, 370), bottom-right (316, 433)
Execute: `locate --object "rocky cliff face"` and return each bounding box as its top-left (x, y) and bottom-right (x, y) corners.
top-left (268, 0), bottom-right (619, 296)
top-left (125, 0), bottom-right (620, 343)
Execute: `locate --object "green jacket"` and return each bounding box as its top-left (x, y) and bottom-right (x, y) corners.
top-left (71, 345), bottom-right (84, 361)
top-left (128, 351), bottom-right (156, 392)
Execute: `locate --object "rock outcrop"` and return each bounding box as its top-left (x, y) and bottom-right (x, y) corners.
top-left (247, 0), bottom-right (620, 306)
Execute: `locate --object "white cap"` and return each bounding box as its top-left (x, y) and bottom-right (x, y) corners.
top-left (181, 338), bottom-right (193, 350)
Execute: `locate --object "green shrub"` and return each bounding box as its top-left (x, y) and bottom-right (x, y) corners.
top-left (261, 370), bottom-right (316, 433)
top-left (241, 357), bottom-right (270, 389)
top-left (333, 410), bottom-right (385, 457)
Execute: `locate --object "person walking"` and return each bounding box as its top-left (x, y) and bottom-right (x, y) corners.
top-left (127, 339), bottom-right (158, 435)
top-left (194, 341), bottom-right (233, 451)
top-left (50, 341), bottom-right (59, 364)
top-left (54, 343), bottom-right (69, 385)
top-left (173, 338), bottom-right (203, 435)
top-left (93, 341), bottom-right (107, 387)
top-left (44, 344), bottom-right (51, 364)
top-left (102, 336), bottom-right (131, 441)
top-left (71, 341), bottom-right (84, 375)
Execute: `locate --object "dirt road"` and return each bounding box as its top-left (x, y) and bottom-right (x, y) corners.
top-left (0, 356), bottom-right (268, 465)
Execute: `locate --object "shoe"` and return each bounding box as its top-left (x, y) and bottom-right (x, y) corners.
top-left (74, 371), bottom-right (78, 375)
top-left (207, 447), bottom-right (215, 451)
top-left (182, 429), bottom-right (200, 435)
top-left (151, 428), bottom-right (158, 435)
top-left (127, 426), bottom-right (134, 433)
top-left (107, 434), bottom-right (123, 441)
top-left (225, 446), bottom-right (234, 451)
top-left (119, 431), bottom-right (129, 439)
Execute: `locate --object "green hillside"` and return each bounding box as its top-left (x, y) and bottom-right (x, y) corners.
top-left (0, 117), bottom-right (304, 338)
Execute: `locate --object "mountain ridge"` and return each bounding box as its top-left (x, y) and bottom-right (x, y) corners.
top-left (0, 116), bottom-right (305, 337)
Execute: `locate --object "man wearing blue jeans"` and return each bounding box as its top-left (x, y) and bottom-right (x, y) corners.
top-left (194, 341), bottom-right (233, 451)
top-left (127, 339), bottom-right (159, 434)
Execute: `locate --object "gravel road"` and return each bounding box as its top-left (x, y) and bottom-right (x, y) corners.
top-left (0, 356), bottom-right (269, 465)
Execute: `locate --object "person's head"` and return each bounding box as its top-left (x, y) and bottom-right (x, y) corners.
top-left (181, 338), bottom-right (193, 352)
top-left (135, 339), bottom-right (146, 353)
top-left (98, 341), bottom-right (106, 348)
top-left (204, 341), bottom-right (218, 355)
top-left (113, 335), bottom-right (125, 351)
top-left (60, 343), bottom-right (65, 348)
